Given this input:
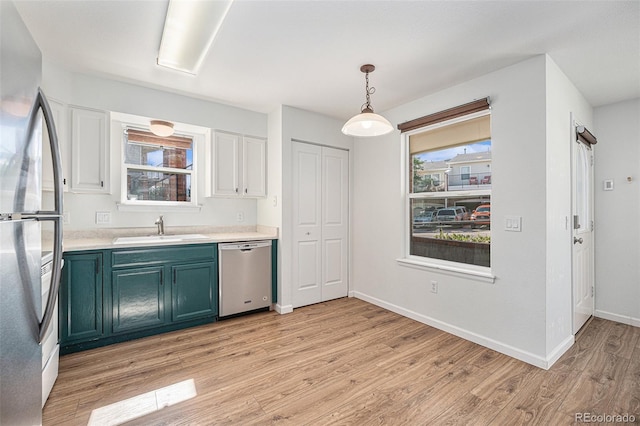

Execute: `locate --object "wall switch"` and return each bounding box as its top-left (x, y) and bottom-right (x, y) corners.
top-left (95, 211), bottom-right (111, 225)
top-left (505, 216), bottom-right (522, 232)
top-left (237, 212), bottom-right (244, 222)
top-left (431, 280), bottom-right (438, 294)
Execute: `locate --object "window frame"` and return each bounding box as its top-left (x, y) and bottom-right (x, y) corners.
top-left (400, 109), bottom-right (495, 280)
top-left (112, 113), bottom-right (209, 211)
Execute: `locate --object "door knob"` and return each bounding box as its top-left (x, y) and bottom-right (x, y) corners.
top-left (573, 237), bottom-right (583, 244)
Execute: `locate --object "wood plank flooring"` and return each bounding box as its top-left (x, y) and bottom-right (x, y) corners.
top-left (43, 298), bottom-right (640, 425)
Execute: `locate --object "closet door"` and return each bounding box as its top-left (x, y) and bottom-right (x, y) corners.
top-left (292, 142), bottom-right (322, 308)
top-left (292, 142), bottom-right (349, 308)
top-left (321, 147), bottom-right (349, 301)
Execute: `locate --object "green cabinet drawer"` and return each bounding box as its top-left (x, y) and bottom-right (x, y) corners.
top-left (111, 244), bottom-right (215, 268)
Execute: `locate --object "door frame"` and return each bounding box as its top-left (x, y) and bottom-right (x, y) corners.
top-left (290, 140), bottom-right (350, 309)
top-left (571, 114), bottom-right (595, 335)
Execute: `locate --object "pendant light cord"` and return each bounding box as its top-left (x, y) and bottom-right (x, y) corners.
top-left (363, 71), bottom-right (376, 113)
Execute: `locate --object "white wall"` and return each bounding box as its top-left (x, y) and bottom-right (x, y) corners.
top-left (352, 55), bottom-right (588, 368)
top-left (594, 98), bottom-right (640, 326)
top-left (260, 106), bottom-right (353, 313)
top-left (544, 57), bottom-right (593, 359)
top-left (42, 61), bottom-right (268, 231)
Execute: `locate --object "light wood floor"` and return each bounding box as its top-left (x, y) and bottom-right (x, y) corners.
top-left (44, 297), bottom-right (640, 425)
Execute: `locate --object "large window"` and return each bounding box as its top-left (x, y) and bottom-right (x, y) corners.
top-left (406, 109), bottom-right (491, 268)
top-left (123, 129), bottom-right (194, 204)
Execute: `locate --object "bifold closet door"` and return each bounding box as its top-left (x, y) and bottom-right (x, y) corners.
top-left (292, 142), bottom-right (348, 308)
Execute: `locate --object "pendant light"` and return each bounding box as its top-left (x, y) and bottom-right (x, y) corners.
top-left (341, 64), bottom-right (393, 137)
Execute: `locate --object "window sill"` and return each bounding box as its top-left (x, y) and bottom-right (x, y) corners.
top-left (116, 202), bottom-right (202, 213)
top-left (396, 257), bottom-right (495, 283)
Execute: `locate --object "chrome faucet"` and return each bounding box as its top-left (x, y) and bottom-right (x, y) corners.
top-left (155, 215), bottom-right (165, 235)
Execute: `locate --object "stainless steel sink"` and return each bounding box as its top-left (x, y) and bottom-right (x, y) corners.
top-left (112, 234), bottom-right (208, 245)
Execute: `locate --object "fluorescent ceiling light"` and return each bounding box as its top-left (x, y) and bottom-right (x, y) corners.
top-left (157, 0), bottom-right (234, 75)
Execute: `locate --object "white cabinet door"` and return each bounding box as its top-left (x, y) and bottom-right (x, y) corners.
top-left (212, 131), bottom-right (240, 196)
top-left (242, 136), bottom-right (266, 197)
top-left (42, 98), bottom-right (70, 192)
top-left (70, 107), bottom-right (109, 193)
top-left (292, 142), bottom-right (349, 308)
top-left (209, 131), bottom-right (266, 198)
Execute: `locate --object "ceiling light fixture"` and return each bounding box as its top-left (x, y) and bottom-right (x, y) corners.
top-left (149, 120), bottom-right (175, 137)
top-left (157, 0), bottom-right (234, 75)
top-left (342, 64), bottom-right (393, 137)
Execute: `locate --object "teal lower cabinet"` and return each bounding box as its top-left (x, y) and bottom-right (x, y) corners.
top-left (60, 243), bottom-right (218, 354)
top-left (172, 262), bottom-right (217, 322)
top-left (112, 266), bottom-right (165, 334)
top-left (59, 252), bottom-right (104, 344)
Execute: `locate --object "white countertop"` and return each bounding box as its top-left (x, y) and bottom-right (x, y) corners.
top-left (58, 225), bottom-right (278, 252)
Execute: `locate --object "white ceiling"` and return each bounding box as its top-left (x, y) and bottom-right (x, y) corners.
top-left (15, 0), bottom-right (640, 120)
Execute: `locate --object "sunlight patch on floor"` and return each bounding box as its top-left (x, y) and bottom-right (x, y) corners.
top-left (87, 379), bottom-right (197, 426)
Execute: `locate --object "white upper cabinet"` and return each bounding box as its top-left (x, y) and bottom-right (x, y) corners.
top-left (242, 135), bottom-right (267, 197)
top-left (42, 98), bottom-right (70, 192)
top-left (208, 131), bottom-right (266, 198)
top-left (70, 106), bottom-right (110, 193)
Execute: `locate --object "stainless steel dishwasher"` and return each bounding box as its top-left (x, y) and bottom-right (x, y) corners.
top-left (218, 240), bottom-right (272, 317)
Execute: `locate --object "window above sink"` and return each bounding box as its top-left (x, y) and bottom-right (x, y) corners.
top-left (111, 111), bottom-right (210, 212)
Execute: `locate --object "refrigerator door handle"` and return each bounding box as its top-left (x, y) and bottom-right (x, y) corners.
top-left (35, 88), bottom-right (64, 343)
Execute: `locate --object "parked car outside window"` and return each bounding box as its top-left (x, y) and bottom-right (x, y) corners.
top-left (471, 204), bottom-right (491, 223)
top-left (435, 208), bottom-right (464, 222)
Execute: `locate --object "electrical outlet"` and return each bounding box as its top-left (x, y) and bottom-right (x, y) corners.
top-left (63, 211), bottom-right (70, 224)
top-left (237, 212), bottom-right (244, 222)
top-left (431, 280), bottom-right (438, 294)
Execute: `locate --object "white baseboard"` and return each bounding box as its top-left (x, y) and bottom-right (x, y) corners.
top-left (275, 304), bottom-right (293, 314)
top-left (353, 291), bottom-right (572, 370)
top-left (595, 310), bottom-right (640, 328)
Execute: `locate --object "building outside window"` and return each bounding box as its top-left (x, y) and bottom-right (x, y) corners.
top-left (123, 128), bottom-right (194, 204)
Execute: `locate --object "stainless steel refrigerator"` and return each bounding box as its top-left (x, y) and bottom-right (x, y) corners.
top-left (1, 1), bottom-right (64, 424)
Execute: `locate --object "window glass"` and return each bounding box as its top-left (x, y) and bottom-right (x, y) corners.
top-left (123, 129), bottom-right (193, 203)
top-left (408, 113), bottom-right (491, 267)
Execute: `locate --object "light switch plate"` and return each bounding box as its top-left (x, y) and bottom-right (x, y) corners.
top-left (505, 215), bottom-right (522, 232)
top-left (95, 211), bottom-right (111, 225)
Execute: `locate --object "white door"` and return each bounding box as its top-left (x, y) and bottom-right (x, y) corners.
top-left (572, 119), bottom-right (595, 334)
top-left (292, 142), bottom-right (323, 308)
top-left (321, 147), bottom-right (349, 301)
top-left (292, 142), bottom-right (349, 308)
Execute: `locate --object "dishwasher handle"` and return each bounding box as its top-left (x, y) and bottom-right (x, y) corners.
top-left (218, 240), bottom-right (272, 251)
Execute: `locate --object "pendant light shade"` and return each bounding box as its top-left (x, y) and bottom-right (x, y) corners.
top-left (149, 120), bottom-right (175, 137)
top-left (342, 64), bottom-right (393, 137)
top-left (341, 110), bottom-right (393, 137)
